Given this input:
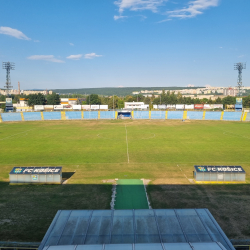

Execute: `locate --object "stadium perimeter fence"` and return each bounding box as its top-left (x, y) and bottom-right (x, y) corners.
top-left (0, 110), bottom-right (249, 122)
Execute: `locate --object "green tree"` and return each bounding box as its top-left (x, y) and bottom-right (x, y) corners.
top-left (27, 93), bottom-right (46, 106)
top-left (46, 93), bottom-right (60, 105)
top-left (86, 94), bottom-right (101, 105)
top-left (222, 96), bottom-right (235, 106)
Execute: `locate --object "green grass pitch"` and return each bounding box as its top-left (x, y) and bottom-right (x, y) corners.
top-left (0, 120), bottom-right (249, 242)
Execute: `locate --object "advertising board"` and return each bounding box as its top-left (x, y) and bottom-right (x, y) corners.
top-left (194, 165), bottom-right (245, 173)
top-left (44, 105), bottom-right (54, 110)
top-left (167, 105), bottom-right (175, 109)
top-left (34, 105), bottom-right (44, 110)
top-left (91, 105), bottom-right (99, 110)
top-left (158, 105), bottom-right (166, 109)
top-left (236, 98), bottom-right (242, 105)
top-left (82, 105), bottom-right (91, 110)
top-left (6, 98), bottom-right (12, 104)
top-left (213, 104), bottom-right (223, 109)
top-left (176, 104), bottom-right (185, 110)
top-left (73, 105), bottom-right (81, 110)
top-left (100, 105), bottom-right (108, 110)
top-left (54, 105), bottom-right (64, 110)
top-left (204, 104), bottom-right (212, 109)
top-left (10, 167), bottom-right (62, 174)
top-left (226, 104), bottom-right (235, 109)
top-left (153, 105), bottom-right (158, 109)
top-left (185, 104), bottom-right (194, 109)
top-left (194, 104), bottom-right (204, 109)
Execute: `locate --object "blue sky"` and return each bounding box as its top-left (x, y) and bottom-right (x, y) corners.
top-left (0, 0), bottom-right (249, 90)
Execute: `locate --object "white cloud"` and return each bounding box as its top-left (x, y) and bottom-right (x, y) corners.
top-left (157, 18), bottom-right (172, 23)
top-left (66, 54), bottom-right (83, 60)
top-left (114, 0), bottom-right (168, 14)
top-left (0, 26), bottom-right (31, 40)
top-left (167, 0), bottom-right (219, 19)
top-left (69, 43), bottom-right (74, 46)
top-left (114, 15), bottom-right (128, 20)
top-left (27, 55), bottom-right (65, 63)
top-left (84, 53), bottom-right (103, 59)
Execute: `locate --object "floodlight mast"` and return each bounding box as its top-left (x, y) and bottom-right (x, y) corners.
top-left (234, 62), bottom-right (246, 97)
top-left (2, 62), bottom-right (15, 97)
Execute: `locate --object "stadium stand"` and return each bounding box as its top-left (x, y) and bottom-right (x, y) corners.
top-left (83, 111), bottom-right (98, 119)
top-left (1, 113), bottom-right (22, 122)
top-left (23, 112), bottom-right (42, 121)
top-left (100, 111), bottom-right (116, 119)
top-left (151, 111), bottom-right (166, 119)
top-left (223, 112), bottom-right (242, 121)
top-left (244, 112), bottom-right (250, 121)
top-left (167, 111), bottom-right (184, 119)
top-left (65, 111), bottom-right (82, 120)
top-left (133, 111), bottom-right (149, 119)
top-left (43, 112), bottom-right (62, 120)
top-left (187, 111), bottom-right (203, 120)
top-left (205, 111), bottom-right (222, 120)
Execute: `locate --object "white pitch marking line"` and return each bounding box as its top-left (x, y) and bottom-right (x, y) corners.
top-left (177, 164), bottom-right (191, 183)
top-left (0, 128), bottom-right (37, 141)
top-left (125, 124), bottom-right (129, 163)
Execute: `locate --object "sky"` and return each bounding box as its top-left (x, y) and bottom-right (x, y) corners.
top-left (0, 0), bottom-right (249, 90)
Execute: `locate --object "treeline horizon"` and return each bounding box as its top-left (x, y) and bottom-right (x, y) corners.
top-left (1, 90), bottom-right (250, 109)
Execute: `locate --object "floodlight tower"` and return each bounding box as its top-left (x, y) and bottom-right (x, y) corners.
top-left (234, 62), bottom-right (246, 96)
top-left (2, 62), bottom-right (15, 97)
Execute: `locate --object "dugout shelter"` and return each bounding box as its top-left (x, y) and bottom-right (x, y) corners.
top-left (9, 166), bottom-right (62, 184)
top-left (194, 166), bottom-right (245, 182)
top-left (38, 209), bottom-right (234, 250)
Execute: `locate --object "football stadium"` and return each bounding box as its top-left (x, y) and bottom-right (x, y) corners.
top-left (1, 1), bottom-right (250, 249)
top-left (0, 117), bottom-right (250, 250)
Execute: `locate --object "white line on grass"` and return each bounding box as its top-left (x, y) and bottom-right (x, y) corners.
top-left (177, 164), bottom-right (192, 183)
top-left (125, 124), bottom-right (129, 163)
top-left (0, 128), bottom-right (37, 141)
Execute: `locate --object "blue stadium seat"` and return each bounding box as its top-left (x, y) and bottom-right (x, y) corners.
top-left (100, 111), bottom-right (115, 119)
top-left (151, 111), bottom-right (166, 119)
top-left (167, 111), bottom-right (183, 119)
top-left (23, 112), bottom-right (42, 121)
top-left (133, 111), bottom-right (149, 119)
top-left (223, 112), bottom-right (242, 121)
top-left (83, 111), bottom-right (98, 119)
top-left (43, 112), bottom-right (62, 120)
top-left (1, 113), bottom-right (22, 122)
top-left (65, 111), bottom-right (82, 120)
top-left (205, 112), bottom-right (222, 120)
top-left (187, 111), bottom-right (203, 120)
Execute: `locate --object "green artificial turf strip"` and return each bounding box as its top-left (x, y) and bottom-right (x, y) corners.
top-left (114, 179), bottom-right (149, 209)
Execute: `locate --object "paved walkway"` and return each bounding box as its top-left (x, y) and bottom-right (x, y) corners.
top-left (114, 179), bottom-right (149, 209)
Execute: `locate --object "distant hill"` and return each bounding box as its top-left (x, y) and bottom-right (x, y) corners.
top-left (52, 87), bottom-right (204, 96)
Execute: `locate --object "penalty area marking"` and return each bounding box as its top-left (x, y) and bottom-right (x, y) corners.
top-left (125, 124), bottom-right (129, 163)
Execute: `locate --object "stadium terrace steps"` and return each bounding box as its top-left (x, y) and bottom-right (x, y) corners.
top-left (0, 110), bottom-right (249, 122)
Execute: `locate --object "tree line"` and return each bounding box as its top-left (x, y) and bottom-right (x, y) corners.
top-left (1, 90), bottom-right (250, 109)
top-left (84, 91), bottom-right (250, 109)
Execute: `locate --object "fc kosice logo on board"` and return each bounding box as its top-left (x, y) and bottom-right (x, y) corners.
top-left (14, 168), bottom-right (23, 173)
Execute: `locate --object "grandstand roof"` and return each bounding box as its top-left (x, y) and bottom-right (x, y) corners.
top-left (39, 209), bottom-right (234, 250)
